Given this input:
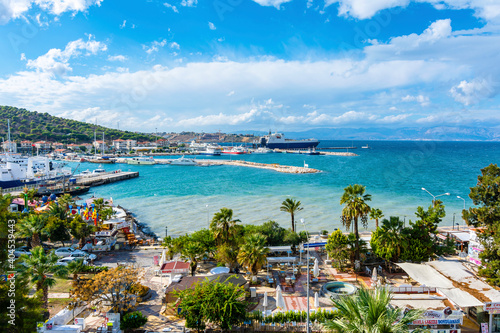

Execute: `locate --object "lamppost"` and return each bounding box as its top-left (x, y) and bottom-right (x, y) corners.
top-left (206, 204), bottom-right (210, 228)
top-left (165, 226), bottom-right (168, 238)
top-left (421, 188), bottom-right (450, 206)
top-left (300, 218), bottom-right (310, 333)
top-left (457, 196), bottom-right (466, 230)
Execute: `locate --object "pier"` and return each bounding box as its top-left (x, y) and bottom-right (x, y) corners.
top-left (74, 170), bottom-right (139, 187)
top-left (197, 159), bottom-right (321, 173)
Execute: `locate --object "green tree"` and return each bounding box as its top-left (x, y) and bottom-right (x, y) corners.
top-left (16, 213), bottom-right (47, 247)
top-left (324, 287), bottom-right (424, 333)
top-left (325, 229), bottom-right (349, 271)
top-left (69, 214), bottom-right (95, 248)
top-left (210, 208), bottom-right (240, 245)
top-left (463, 164), bottom-right (500, 285)
top-left (180, 240), bottom-right (205, 276)
top-left (21, 246), bottom-right (67, 316)
top-left (237, 233), bottom-right (269, 277)
top-left (257, 220), bottom-right (286, 246)
top-left (162, 236), bottom-right (176, 260)
top-left (371, 217), bottom-right (406, 270)
top-left (44, 216), bottom-right (71, 246)
top-left (175, 277), bottom-right (248, 332)
top-left (369, 208), bottom-right (384, 228)
top-left (340, 184), bottom-right (372, 263)
top-left (280, 198), bottom-right (303, 233)
top-left (190, 228), bottom-right (216, 259)
top-left (67, 259), bottom-right (87, 282)
top-left (120, 311), bottom-right (148, 333)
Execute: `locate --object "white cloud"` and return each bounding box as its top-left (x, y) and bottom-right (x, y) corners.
top-left (227, 90), bottom-right (235, 96)
top-left (163, 2), bottom-right (179, 13)
top-left (120, 19), bottom-right (126, 28)
top-left (325, 0), bottom-right (500, 21)
top-left (180, 0), bottom-right (197, 7)
top-left (25, 37), bottom-right (107, 75)
top-left (251, 0), bottom-right (292, 9)
top-left (170, 42), bottom-right (180, 50)
top-left (143, 39), bottom-right (167, 54)
top-left (450, 78), bottom-right (495, 105)
top-left (0, 0), bottom-right (102, 24)
top-left (402, 94), bottom-right (430, 106)
top-left (208, 21), bottom-right (216, 30)
top-left (108, 55), bottom-right (127, 62)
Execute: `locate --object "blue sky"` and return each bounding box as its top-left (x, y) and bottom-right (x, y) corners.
top-left (0, 0), bottom-right (499, 134)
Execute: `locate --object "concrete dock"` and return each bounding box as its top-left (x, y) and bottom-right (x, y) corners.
top-left (74, 170), bottom-right (139, 186)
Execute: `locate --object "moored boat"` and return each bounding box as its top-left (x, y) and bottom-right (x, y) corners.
top-left (127, 156), bottom-right (156, 165)
top-left (260, 131), bottom-right (319, 149)
top-left (170, 156), bottom-right (198, 166)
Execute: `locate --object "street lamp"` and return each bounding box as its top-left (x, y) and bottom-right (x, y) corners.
top-left (457, 196), bottom-right (466, 229)
top-left (421, 188), bottom-right (450, 206)
top-left (206, 204), bottom-right (210, 228)
top-left (300, 218), bottom-right (310, 333)
top-left (165, 226), bottom-right (168, 238)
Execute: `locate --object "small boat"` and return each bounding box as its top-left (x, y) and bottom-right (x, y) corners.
top-left (252, 147), bottom-right (274, 154)
top-left (302, 148), bottom-right (320, 155)
top-left (222, 146), bottom-right (248, 155)
top-left (93, 168), bottom-right (106, 174)
top-left (199, 147), bottom-right (221, 156)
top-left (127, 156), bottom-right (156, 165)
top-left (87, 156), bottom-right (115, 164)
top-left (361, 145), bottom-right (370, 149)
top-left (170, 156), bottom-right (198, 166)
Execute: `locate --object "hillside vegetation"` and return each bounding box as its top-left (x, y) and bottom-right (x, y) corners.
top-left (0, 106), bottom-right (155, 143)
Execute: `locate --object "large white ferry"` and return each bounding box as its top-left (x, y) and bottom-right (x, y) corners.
top-left (259, 132), bottom-right (319, 149)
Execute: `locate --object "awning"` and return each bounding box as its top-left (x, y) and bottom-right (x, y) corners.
top-left (161, 261), bottom-right (190, 274)
top-left (268, 246), bottom-right (292, 252)
top-left (397, 263), bottom-right (483, 308)
top-left (267, 257), bottom-right (297, 263)
top-left (451, 232), bottom-right (471, 242)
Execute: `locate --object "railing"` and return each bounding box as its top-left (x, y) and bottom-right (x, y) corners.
top-left (0, 184), bottom-right (38, 193)
top-left (390, 286), bottom-right (437, 293)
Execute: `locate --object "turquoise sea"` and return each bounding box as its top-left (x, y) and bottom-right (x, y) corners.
top-left (77, 141), bottom-right (500, 237)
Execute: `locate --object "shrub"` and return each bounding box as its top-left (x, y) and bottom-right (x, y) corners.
top-left (120, 311), bottom-right (148, 332)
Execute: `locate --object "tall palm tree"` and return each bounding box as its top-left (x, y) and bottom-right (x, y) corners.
top-left (237, 233), bottom-right (270, 277)
top-left (324, 287), bottom-right (423, 333)
top-left (16, 213), bottom-right (47, 247)
top-left (67, 259), bottom-right (87, 281)
top-left (340, 184), bottom-right (371, 262)
top-left (210, 208), bottom-right (240, 245)
top-left (22, 246), bottom-right (67, 315)
top-left (280, 198), bottom-right (303, 233)
top-left (369, 208), bottom-right (384, 228)
top-left (374, 217), bottom-right (407, 270)
top-left (181, 241), bottom-right (205, 276)
top-left (48, 202), bottom-right (68, 221)
top-left (57, 193), bottom-right (75, 211)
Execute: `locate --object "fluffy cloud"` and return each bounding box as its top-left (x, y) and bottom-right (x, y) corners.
top-left (450, 78), bottom-right (495, 105)
top-left (325, 0), bottom-right (500, 21)
top-left (208, 21), bottom-right (216, 30)
top-left (251, 0), bottom-right (292, 9)
top-left (25, 37), bottom-right (107, 75)
top-left (163, 2), bottom-right (179, 13)
top-left (402, 94), bottom-right (430, 106)
top-left (180, 0), bottom-right (197, 7)
top-left (143, 39), bottom-right (167, 54)
top-left (0, 0), bottom-right (102, 24)
top-left (108, 55), bottom-right (127, 62)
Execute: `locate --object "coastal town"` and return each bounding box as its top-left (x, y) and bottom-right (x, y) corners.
top-left (2, 128), bottom-right (500, 333)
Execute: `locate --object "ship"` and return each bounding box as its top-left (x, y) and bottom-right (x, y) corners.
top-left (259, 132), bottom-right (319, 150)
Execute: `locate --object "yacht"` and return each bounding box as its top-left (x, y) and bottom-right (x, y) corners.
top-left (221, 146), bottom-right (248, 155)
top-left (251, 147), bottom-right (274, 154)
top-left (128, 156), bottom-right (156, 165)
top-left (170, 156), bottom-right (198, 166)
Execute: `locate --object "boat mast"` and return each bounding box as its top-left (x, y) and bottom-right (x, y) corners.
top-left (102, 132), bottom-right (104, 156)
top-left (94, 119), bottom-right (97, 157)
top-left (7, 119), bottom-right (11, 153)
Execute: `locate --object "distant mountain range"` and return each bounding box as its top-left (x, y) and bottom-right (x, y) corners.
top-left (234, 127), bottom-right (500, 141)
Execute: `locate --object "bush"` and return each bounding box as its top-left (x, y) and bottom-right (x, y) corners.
top-left (129, 283), bottom-right (150, 297)
top-left (120, 311), bottom-right (148, 332)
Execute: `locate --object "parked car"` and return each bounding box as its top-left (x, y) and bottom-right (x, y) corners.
top-left (55, 257), bottom-right (89, 266)
top-left (53, 247), bottom-right (90, 257)
top-left (67, 252), bottom-right (97, 261)
top-left (14, 248), bottom-right (31, 258)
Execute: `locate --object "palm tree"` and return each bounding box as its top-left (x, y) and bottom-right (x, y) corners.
top-left (210, 208), bottom-right (240, 245)
top-left (369, 208), bottom-right (384, 228)
top-left (22, 246), bottom-right (67, 316)
top-left (57, 193), bottom-right (75, 211)
top-left (340, 184), bottom-right (371, 262)
top-left (374, 217), bottom-right (407, 270)
top-left (280, 198), bottom-right (303, 233)
top-left (67, 259), bottom-right (87, 281)
top-left (237, 233), bottom-right (269, 277)
top-left (17, 213), bottom-right (47, 247)
top-left (324, 287), bottom-right (423, 333)
top-left (180, 241), bottom-right (205, 276)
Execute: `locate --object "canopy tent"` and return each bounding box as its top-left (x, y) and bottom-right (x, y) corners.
top-left (160, 261), bottom-right (190, 274)
top-left (267, 246), bottom-right (292, 253)
top-left (397, 263), bottom-right (483, 308)
top-left (267, 257), bottom-right (297, 263)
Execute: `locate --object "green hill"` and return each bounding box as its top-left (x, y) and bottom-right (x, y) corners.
top-left (0, 105), bottom-right (155, 143)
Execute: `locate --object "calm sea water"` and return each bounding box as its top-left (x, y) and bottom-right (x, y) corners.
top-left (77, 141), bottom-right (500, 236)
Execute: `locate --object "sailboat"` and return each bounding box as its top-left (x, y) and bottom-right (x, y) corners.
top-left (87, 129), bottom-right (115, 164)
